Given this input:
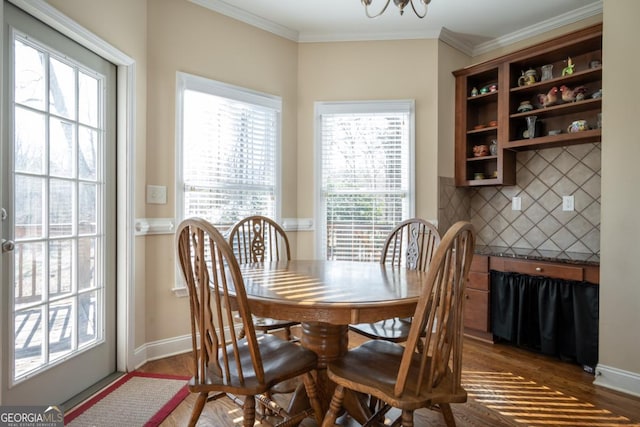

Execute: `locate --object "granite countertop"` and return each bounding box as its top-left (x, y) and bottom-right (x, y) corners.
top-left (474, 245), bottom-right (600, 266)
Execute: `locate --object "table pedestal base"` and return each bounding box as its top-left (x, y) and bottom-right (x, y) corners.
top-left (295, 322), bottom-right (370, 424)
top-left (300, 322), bottom-right (348, 367)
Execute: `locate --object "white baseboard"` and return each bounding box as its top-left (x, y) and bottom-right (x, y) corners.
top-left (594, 364), bottom-right (640, 398)
top-left (132, 334), bottom-right (192, 370)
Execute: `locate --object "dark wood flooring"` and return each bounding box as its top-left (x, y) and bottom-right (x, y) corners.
top-left (137, 328), bottom-right (640, 426)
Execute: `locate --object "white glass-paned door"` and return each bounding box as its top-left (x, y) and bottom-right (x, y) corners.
top-left (2, 2), bottom-right (116, 405)
top-left (12, 36), bottom-right (105, 376)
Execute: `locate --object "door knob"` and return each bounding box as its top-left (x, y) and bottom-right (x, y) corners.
top-left (2, 239), bottom-right (15, 253)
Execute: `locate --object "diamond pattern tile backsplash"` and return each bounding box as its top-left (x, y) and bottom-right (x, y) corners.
top-left (439, 143), bottom-right (600, 255)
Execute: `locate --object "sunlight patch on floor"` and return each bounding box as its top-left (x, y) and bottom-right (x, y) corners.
top-left (462, 371), bottom-right (640, 427)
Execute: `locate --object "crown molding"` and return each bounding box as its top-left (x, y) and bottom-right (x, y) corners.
top-left (438, 27), bottom-right (474, 56)
top-left (472, 0), bottom-right (602, 57)
top-left (189, 0), bottom-right (299, 41)
top-left (189, 0), bottom-right (602, 53)
top-left (299, 28), bottom-right (441, 43)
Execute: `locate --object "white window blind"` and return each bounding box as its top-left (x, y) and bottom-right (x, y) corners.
top-left (177, 72), bottom-right (281, 229)
top-left (316, 101), bottom-right (414, 261)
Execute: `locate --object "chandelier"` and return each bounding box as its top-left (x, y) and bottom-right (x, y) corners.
top-left (361, 0), bottom-right (432, 18)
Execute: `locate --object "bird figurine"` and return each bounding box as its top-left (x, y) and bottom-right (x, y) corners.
top-left (537, 87), bottom-right (559, 108)
top-left (560, 85), bottom-right (588, 103)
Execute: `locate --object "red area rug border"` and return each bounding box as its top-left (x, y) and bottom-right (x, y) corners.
top-left (64, 371), bottom-right (190, 426)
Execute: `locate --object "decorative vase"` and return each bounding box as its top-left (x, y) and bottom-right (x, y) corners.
top-left (525, 116), bottom-right (537, 139)
top-left (489, 140), bottom-right (498, 156)
top-left (541, 64), bottom-right (553, 81)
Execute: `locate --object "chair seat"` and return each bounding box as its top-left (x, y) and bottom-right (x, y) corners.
top-left (189, 334), bottom-right (317, 396)
top-left (327, 340), bottom-right (467, 411)
top-left (349, 317), bottom-right (412, 342)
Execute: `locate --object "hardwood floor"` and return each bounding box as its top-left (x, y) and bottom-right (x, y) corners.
top-left (137, 328), bottom-right (640, 426)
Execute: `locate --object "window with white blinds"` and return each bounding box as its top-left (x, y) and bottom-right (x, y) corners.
top-left (176, 72), bottom-right (281, 230)
top-left (316, 101), bottom-right (415, 261)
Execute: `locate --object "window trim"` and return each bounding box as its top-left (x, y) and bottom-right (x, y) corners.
top-left (313, 100), bottom-right (416, 260)
top-left (175, 71), bottom-right (283, 228)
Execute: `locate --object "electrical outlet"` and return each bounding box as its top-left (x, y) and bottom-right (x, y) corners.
top-left (562, 195), bottom-right (574, 211)
top-left (146, 185), bottom-right (167, 204)
top-left (512, 196), bottom-right (522, 211)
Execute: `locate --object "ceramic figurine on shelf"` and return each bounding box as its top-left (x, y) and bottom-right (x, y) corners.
top-left (592, 88), bottom-right (603, 99)
top-left (537, 87), bottom-right (558, 108)
top-left (562, 57), bottom-right (575, 76)
top-left (517, 100), bottom-right (534, 113)
top-left (471, 87), bottom-right (478, 97)
top-left (473, 145), bottom-right (489, 157)
top-left (560, 85), bottom-right (588, 102)
top-left (517, 68), bottom-right (538, 86)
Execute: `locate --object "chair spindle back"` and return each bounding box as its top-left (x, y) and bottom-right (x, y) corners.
top-left (176, 217), bottom-right (264, 387)
top-left (395, 221), bottom-right (475, 398)
top-left (228, 215), bottom-right (291, 263)
top-left (381, 218), bottom-right (440, 271)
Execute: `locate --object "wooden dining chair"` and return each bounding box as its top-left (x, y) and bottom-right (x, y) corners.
top-left (228, 215), bottom-right (300, 341)
top-left (322, 221), bottom-right (475, 427)
top-left (175, 217), bottom-right (323, 427)
top-left (349, 218), bottom-right (441, 345)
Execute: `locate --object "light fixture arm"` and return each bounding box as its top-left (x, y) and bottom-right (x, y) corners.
top-left (361, 0), bottom-right (432, 18)
top-left (409, 0), bottom-right (431, 18)
top-left (361, 0), bottom-right (392, 18)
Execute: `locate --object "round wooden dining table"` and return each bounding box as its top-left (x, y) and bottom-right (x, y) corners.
top-left (238, 260), bottom-right (425, 421)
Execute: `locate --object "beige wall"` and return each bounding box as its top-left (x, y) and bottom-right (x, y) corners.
top-left (295, 39), bottom-right (441, 258)
top-left (437, 40), bottom-right (469, 179)
top-left (44, 0), bottom-right (150, 347)
top-left (143, 0), bottom-right (299, 343)
top-left (598, 0), bottom-right (640, 389)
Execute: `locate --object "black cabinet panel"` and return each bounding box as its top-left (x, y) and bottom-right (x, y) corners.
top-left (491, 271), bottom-right (598, 369)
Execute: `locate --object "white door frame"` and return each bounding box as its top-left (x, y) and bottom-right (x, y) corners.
top-left (3, 0), bottom-right (136, 374)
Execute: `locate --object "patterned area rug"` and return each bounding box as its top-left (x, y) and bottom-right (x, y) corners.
top-left (65, 372), bottom-right (189, 427)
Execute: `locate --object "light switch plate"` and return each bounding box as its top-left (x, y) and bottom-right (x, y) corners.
top-left (562, 195), bottom-right (574, 211)
top-left (512, 196), bottom-right (522, 211)
top-left (146, 185), bottom-right (167, 204)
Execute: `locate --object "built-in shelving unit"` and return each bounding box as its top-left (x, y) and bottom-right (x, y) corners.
top-left (454, 24), bottom-right (602, 187)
